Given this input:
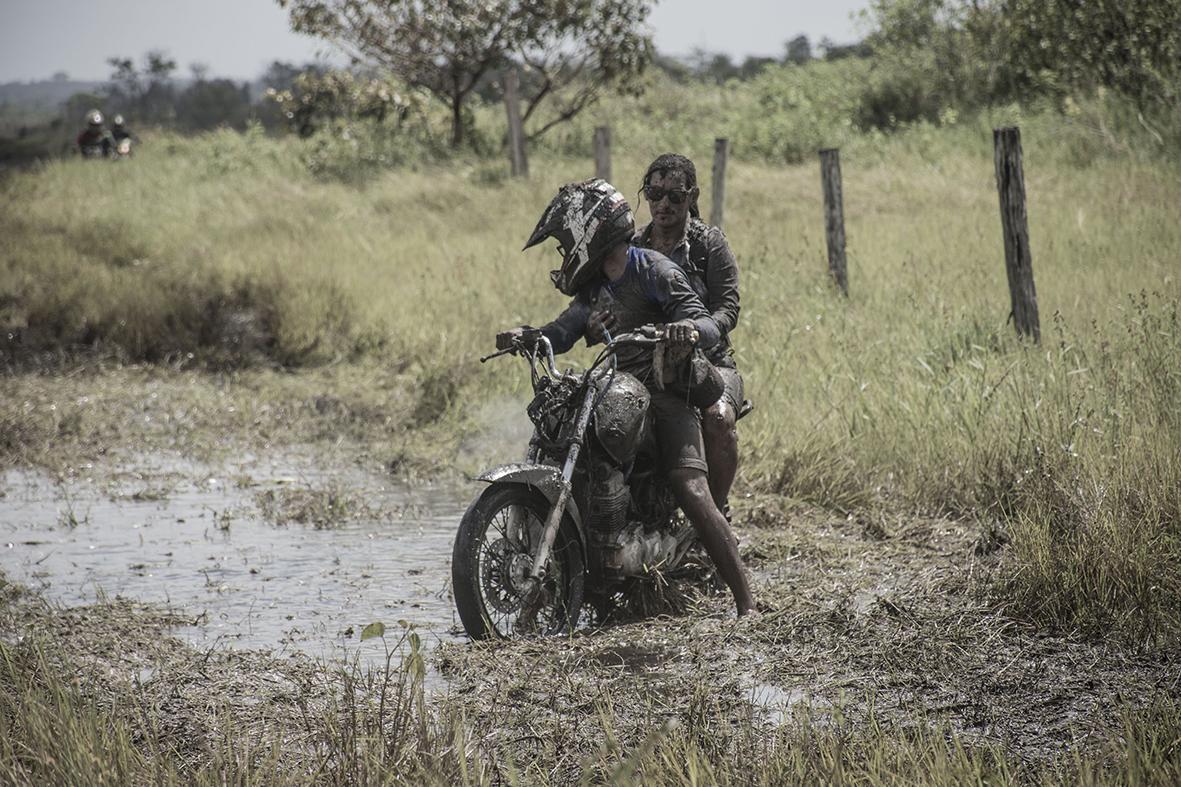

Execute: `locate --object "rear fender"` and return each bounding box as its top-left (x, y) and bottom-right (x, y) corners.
top-left (476, 463), bottom-right (585, 547)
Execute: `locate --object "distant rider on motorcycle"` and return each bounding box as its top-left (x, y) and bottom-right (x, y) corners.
top-left (111, 114), bottom-right (136, 143)
top-left (76, 109), bottom-right (113, 158)
top-left (497, 179), bottom-right (757, 617)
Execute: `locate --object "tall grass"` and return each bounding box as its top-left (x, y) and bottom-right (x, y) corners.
top-left (2, 93), bottom-right (1179, 640)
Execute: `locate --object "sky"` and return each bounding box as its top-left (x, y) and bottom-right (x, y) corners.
top-left (0, 0), bottom-right (871, 84)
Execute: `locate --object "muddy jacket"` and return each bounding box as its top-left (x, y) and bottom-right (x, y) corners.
top-left (634, 218), bottom-right (738, 367)
top-left (540, 246), bottom-right (720, 384)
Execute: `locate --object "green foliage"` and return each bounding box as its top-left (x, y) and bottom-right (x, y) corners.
top-left (865, 0), bottom-right (1181, 118)
top-left (737, 60), bottom-right (866, 161)
top-left (278, 0), bottom-right (653, 148)
top-left (1002, 0), bottom-right (1181, 109)
top-left (265, 69), bottom-right (425, 138)
top-left (175, 78), bottom-right (253, 131)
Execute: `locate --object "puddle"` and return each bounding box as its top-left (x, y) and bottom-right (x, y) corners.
top-left (0, 453), bottom-right (474, 665)
top-left (746, 681), bottom-right (830, 726)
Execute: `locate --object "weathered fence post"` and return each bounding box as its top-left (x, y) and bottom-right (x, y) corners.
top-left (710, 138), bottom-right (729, 229)
top-left (819, 148), bottom-right (848, 296)
top-left (594, 126), bottom-right (612, 182)
top-left (503, 69), bottom-right (528, 178)
top-left (993, 126), bottom-right (1039, 341)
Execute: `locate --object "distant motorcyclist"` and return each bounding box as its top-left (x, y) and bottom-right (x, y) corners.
top-left (76, 109), bottom-right (113, 158)
top-left (111, 114), bottom-right (136, 142)
top-left (110, 114), bottom-right (136, 157)
top-left (497, 178), bottom-right (758, 617)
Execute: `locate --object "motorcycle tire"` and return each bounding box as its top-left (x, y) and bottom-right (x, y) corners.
top-left (452, 483), bottom-right (584, 639)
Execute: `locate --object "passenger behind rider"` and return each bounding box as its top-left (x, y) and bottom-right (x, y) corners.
top-left (496, 179), bottom-right (757, 617)
top-left (111, 114), bottom-right (136, 143)
top-left (632, 153), bottom-right (745, 519)
top-left (76, 109), bottom-right (114, 158)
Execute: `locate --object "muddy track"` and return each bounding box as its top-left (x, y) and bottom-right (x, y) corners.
top-left (439, 499), bottom-right (1178, 773)
top-left (1, 368), bottom-right (1178, 777)
top-left (3, 488), bottom-right (1175, 776)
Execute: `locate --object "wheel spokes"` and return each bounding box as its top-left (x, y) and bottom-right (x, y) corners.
top-left (476, 501), bottom-right (567, 636)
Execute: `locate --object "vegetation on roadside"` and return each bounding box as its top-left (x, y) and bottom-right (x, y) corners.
top-left (2, 578), bottom-right (1179, 785)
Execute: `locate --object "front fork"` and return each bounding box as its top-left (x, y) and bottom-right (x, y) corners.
top-left (514, 385), bottom-right (597, 632)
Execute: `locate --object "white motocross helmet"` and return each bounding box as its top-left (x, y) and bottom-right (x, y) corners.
top-left (523, 179), bottom-right (635, 296)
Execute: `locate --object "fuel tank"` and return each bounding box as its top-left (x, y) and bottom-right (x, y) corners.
top-left (591, 370), bottom-right (650, 466)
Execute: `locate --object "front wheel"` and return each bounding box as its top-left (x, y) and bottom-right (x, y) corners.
top-left (451, 484), bottom-right (584, 639)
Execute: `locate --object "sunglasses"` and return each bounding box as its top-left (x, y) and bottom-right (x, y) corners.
top-left (642, 185), bottom-right (692, 205)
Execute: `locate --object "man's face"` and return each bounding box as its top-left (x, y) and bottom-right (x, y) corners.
top-left (645, 170), bottom-right (695, 230)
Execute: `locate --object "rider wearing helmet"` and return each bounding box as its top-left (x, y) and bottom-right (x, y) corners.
top-left (76, 109), bottom-right (113, 158)
top-left (497, 178), bottom-right (758, 617)
top-left (111, 114), bottom-right (135, 142)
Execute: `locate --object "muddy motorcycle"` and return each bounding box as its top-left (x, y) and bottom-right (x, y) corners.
top-left (451, 327), bottom-right (698, 639)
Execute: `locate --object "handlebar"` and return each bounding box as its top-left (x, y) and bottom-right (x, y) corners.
top-left (483, 324), bottom-right (693, 380)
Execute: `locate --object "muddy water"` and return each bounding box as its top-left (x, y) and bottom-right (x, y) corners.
top-left (0, 452), bottom-right (473, 663)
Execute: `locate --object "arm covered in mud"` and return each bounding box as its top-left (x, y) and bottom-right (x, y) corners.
top-left (539, 297), bottom-right (591, 354)
top-left (643, 259), bottom-right (721, 349)
top-left (702, 226), bottom-right (739, 337)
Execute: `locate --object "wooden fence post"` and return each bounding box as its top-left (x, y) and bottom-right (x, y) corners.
top-left (819, 148), bottom-right (848, 296)
top-left (993, 127), bottom-right (1040, 341)
top-left (711, 138), bottom-right (729, 229)
top-left (503, 69), bottom-right (528, 178)
top-left (594, 126), bottom-right (611, 182)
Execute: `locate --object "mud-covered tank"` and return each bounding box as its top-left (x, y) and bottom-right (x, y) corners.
top-left (591, 371), bottom-right (650, 466)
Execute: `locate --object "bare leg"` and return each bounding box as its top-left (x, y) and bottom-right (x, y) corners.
top-left (668, 467), bottom-right (756, 615)
top-left (702, 399), bottom-right (738, 513)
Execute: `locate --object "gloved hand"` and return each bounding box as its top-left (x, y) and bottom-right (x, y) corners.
top-left (495, 326), bottom-right (538, 352)
top-left (586, 309), bottom-right (618, 343)
top-left (665, 319), bottom-right (699, 346)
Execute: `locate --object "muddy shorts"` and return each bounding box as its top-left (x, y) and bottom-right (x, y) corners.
top-left (648, 389), bottom-right (708, 474)
top-left (715, 366), bottom-right (744, 413)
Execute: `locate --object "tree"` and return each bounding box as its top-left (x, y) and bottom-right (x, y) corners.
top-left (740, 56), bottom-right (777, 79)
top-left (277, 0), bottom-right (653, 148)
top-left (784, 34), bottom-right (812, 65)
top-left (1000, 0), bottom-right (1181, 109)
top-left (176, 79), bottom-right (253, 131)
top-left (864, 0), bottom-right (1181, 111)
top-left (106, 50), bottom-right (178, 123)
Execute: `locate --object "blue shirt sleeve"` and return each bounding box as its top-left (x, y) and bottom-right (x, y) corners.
top-left (540, 297), bottom-right (590, 354)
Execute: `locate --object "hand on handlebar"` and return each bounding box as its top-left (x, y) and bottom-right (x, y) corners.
top-left (665, 319), bottom-right (699, 346)
top-left (586, 309), bottom-right (618, 343)
top-left (495, 326), bottom-right (541, 353)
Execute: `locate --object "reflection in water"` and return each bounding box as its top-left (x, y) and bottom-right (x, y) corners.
top-left (0, 454), bottom-right (472, 664)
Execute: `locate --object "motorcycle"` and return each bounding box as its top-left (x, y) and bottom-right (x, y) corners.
top-left (451, 327), bottom-right (699, 639)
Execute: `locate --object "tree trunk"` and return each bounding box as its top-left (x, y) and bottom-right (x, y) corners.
top-left (450, 93), bottom-right (464, 149)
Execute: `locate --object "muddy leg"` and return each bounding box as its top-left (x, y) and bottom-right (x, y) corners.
top-left (668, 467), bottom-right (756, 616)
top-left (702, 399), bottom-right (738, 514)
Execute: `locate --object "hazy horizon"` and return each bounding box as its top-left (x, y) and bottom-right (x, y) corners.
top-left (0, 0), bottom-right (869, 84)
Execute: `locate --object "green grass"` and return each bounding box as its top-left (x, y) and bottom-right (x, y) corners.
top-left (2, 94), bottom-right (1179, 644)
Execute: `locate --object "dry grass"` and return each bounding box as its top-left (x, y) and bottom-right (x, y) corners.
top-left (5, 116), bottom-right (1178, 641)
